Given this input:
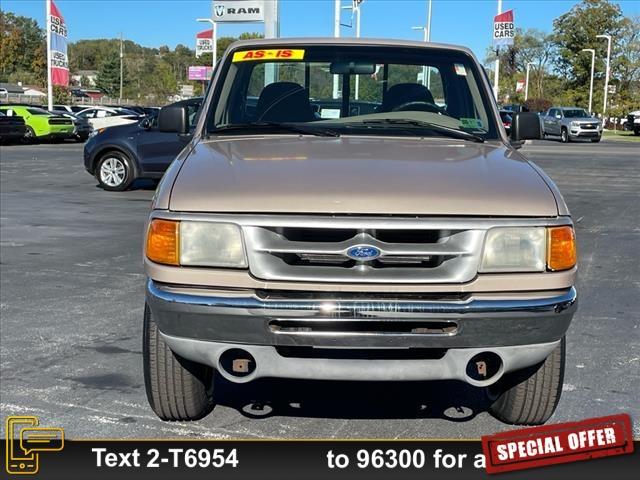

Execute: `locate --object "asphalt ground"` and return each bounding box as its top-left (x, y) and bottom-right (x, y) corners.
top-left (1, 138), bottom-right (638, 439)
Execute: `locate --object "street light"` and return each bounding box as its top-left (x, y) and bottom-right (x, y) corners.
top-left (196, 18), bottom-right (217, 70)
top-left (332, 0), bottom-right (341, 99)
top-left (411, 0), bottom-right (433, 88)
top-left (596, 34), bottom-right (612, 114)
top-left (411, 26), bottom-right (429, 87)
top-left (342, 2), bottom-right (363, 99)
top-left (524, 62), bottom-right (535, 101)
top-left (581, 49), bottom-right (595, 114)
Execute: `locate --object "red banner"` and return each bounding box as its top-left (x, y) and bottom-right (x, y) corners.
top-left (49, 0), bottom-right (69, 86)
top-left (482, 414), bottom-right (634, 474)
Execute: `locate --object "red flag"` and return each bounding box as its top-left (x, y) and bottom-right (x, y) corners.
top-left (49, 0), bottom-right (69, 87)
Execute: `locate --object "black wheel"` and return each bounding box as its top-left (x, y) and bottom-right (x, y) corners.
top-left (143, 304), bottom-right (215, 421)
top-left (488, 337), bottom-right (565, 425)
top-left (22, 126), bottom-right (37, 144)
top-left (591, 137), bottom-right (601, 143)
top-left (95, 151), bottom-right (134, 191)
top-left (560, 128), bottom-right (569, 143)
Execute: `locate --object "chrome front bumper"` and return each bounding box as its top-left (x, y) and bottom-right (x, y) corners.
top-left (146, 280), bottom-right (576, 385)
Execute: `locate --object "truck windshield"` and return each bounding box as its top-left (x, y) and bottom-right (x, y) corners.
top-left (207, 45), bottom-right (499, 140)
top-left (563, 109), bottom-right (589, 118)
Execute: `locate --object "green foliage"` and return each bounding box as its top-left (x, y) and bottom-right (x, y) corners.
top-left (95, 53), bottom-right (124, 97)
top-left (53, 85), bottom-right (71, 104)
top-left (524, 97), bottom-right (553, 113)
top-left (552, 0), bottom-right (628, 111)
top-left (0, 10), bottom-right (46, 84)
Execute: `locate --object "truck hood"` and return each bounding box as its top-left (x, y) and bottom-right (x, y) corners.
top-left (169, 136), bottom-right (558, 216)
top-left (569, 117), bottom-right (600, 123)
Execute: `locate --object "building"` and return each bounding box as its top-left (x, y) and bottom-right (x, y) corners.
top-left (71, 70), bottom-right (99, 87)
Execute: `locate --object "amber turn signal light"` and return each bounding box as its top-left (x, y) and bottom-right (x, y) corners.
top-left (547, 226), bottom-right (577, 271)
top-left (146, 219), bottom-right (179, 265)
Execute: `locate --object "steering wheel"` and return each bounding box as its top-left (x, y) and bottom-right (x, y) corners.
top-left (391, 101), bottom-right (443, 114)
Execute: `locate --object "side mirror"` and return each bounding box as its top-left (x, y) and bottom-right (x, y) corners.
top-left (510, 112), bottom-right (541, 142)
top-left (555, 114), bottom-right (562, 119)
top-left (158, 105), bottom-right (189, 134)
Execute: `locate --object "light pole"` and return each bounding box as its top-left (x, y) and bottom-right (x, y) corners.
top-left (411, 26), bottom-right (428, 87)
top-left (332, 0), bottom-right (341, 99)
top-left (119, 32), bottom-right (124, 103)
top-left (493, 0), bottom-right (502, 100)
top-left (596, 34), bottom-right (612, 114)
top-left (524, 62), bottom-right (535, 101)
top-left (342, 2), bottom-right (363, 99)
top-left (581, 49), bottom-right (595, 114)
top-left (411, 0), bottom-right (433, 88)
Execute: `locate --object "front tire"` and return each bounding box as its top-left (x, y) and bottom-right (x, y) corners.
top-left (560, 128), bottom-right (569, 143)
top-left (96, 151), bottom-right (134, 191)
top-left (143, 304), bottom-right (215, 421)
top-left (488, 337), bottom-right (565, 425)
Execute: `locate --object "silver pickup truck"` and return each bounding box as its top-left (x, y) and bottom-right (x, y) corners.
top-left (143, 38), bottom-right (577, 426)
top-left (540, 106), bottom-right (602, 143)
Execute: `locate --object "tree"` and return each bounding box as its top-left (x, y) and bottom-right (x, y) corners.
top-left (552, 0), bottom-right (628, 111)
top-left (95, 53), bottom-right (124, 96)
top-left (485, 29), bottom-right (556, 103)
top-left (0, 11), bottom-right (46, 84)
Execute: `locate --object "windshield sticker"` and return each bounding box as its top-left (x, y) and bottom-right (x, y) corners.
top-left (460, 118), bottom-right (483, 129)
top-left (232, 49), bottom-right (305, 62)
top-left (454, 63), bottom-right (467, 76)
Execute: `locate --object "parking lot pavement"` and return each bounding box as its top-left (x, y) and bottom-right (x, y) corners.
top-left (1, 139), bottom-right (638, 439)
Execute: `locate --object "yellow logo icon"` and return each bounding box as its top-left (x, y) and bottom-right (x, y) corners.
top-left (5, 416), bottom-right (64, 475)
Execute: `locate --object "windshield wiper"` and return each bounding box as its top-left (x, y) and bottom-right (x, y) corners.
top-left (213, 122), bottom-right (340, 137)
top-left (346, 119), bottom-right (485, 143)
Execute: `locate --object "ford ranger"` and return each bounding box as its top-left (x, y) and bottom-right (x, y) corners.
top-left (143, 38), bottom-right (577, 425)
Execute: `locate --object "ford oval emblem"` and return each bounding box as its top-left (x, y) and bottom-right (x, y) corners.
top-left (346, 245), bottom-right (381, 261)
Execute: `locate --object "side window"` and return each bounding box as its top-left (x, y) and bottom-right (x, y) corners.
top-left (96, 110), bottom-right (108, 118)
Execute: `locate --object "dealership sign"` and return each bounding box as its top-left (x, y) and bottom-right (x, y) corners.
top-left (213, 1), bottom-right (264, 23)
top-left (493, 9), bottom-right (515, 46)
top-left (188, 66), bottom-right (214, 81)
top-left (196, 29), bottom-right (213, 57)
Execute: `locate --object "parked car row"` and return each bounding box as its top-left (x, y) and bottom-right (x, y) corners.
top-left (0, 105), bottom-right (75, 142)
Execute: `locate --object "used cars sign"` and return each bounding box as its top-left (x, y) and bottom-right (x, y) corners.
top-left (493, 9), bottom-right (515, 46)
top-left (213, 0), bottom-right (264, 23)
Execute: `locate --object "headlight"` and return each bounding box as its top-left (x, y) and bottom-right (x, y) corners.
top-left (180, 221), bottom-right (247, 267)
top-left (89, 128), bottom-right (105, 138)
top-left (145, 219), bottom-right (247, 267)
top-left (479, 227), bottom-right (546, 272)
top-left (570, 121), bottom-right (579, 127)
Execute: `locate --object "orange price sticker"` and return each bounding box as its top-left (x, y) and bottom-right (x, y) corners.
top-left (232, 49), bottom-right (305, 62)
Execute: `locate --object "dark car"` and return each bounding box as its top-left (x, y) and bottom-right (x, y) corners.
top-left (51, 110), bottom-right (93, 142)
top-left (0, 111), bottom-right (27, 143)
top-left (83, 97), bottom-right (202, 191)
top-left (499, 110), bottom-right (512, 135)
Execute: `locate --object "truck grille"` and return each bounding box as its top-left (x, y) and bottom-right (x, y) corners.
top-left (580, 123), bottom-right (598, 130)
top-left (243, 221), bottom-right (484, 283)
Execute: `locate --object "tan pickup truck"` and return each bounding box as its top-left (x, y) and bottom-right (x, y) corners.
top-left (143, 38), bottom-right (577, 425)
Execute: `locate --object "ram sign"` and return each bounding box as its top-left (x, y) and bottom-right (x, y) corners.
top-left (213, 1), bottom-right (265, 23)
